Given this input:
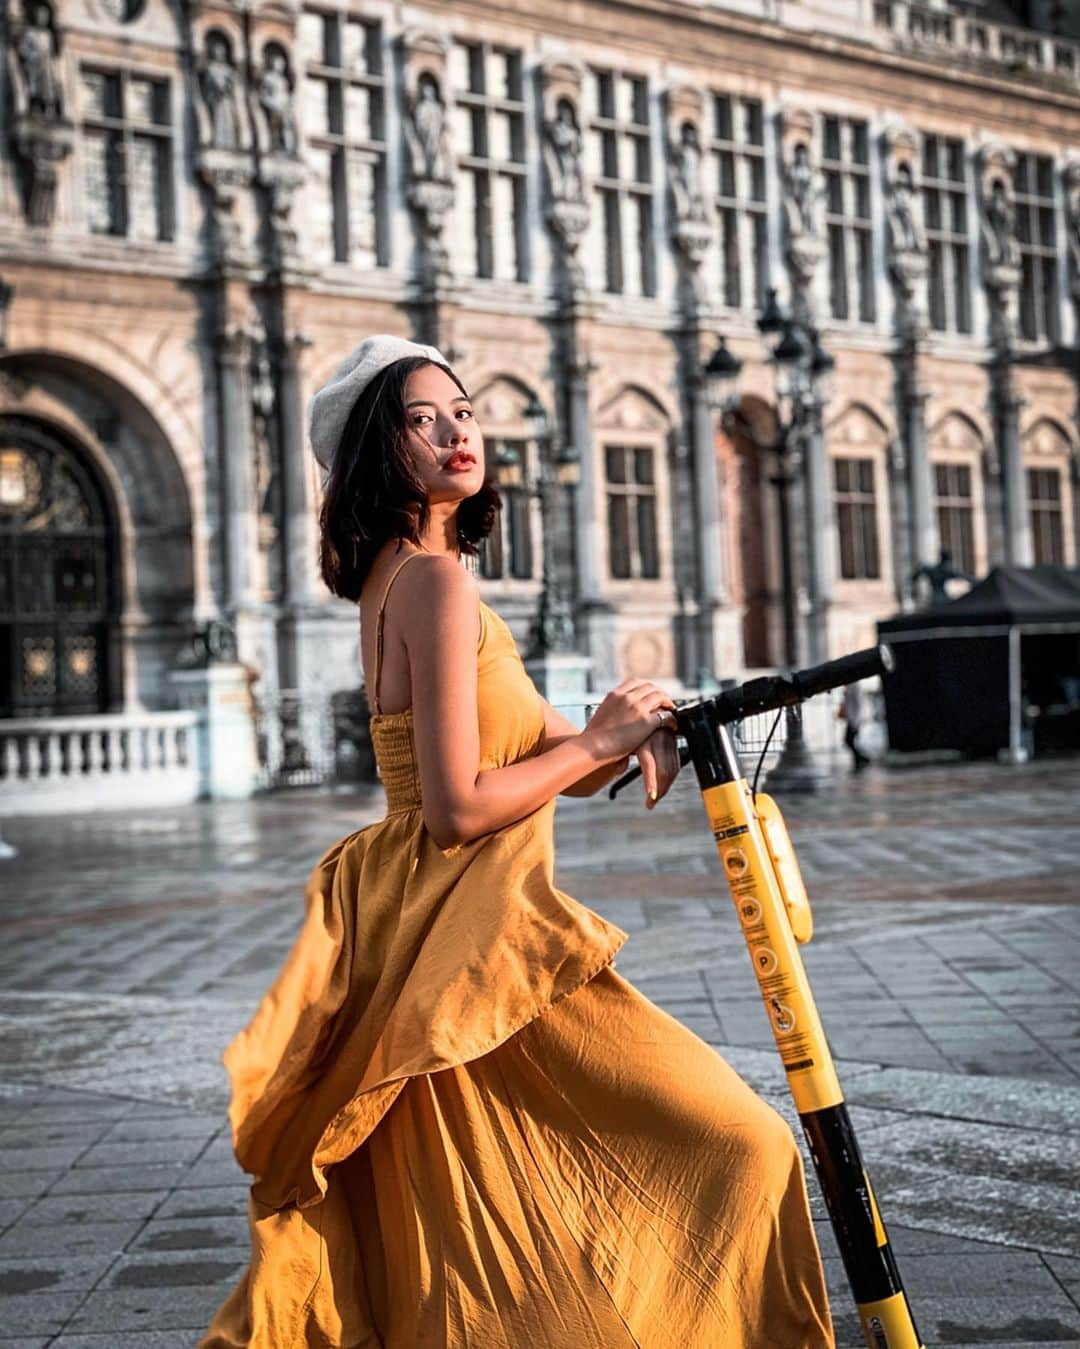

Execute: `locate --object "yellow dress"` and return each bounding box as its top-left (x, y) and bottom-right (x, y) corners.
top-left (200, 552), bottom-right (835, 1349)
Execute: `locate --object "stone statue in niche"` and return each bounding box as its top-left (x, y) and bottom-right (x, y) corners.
top-left (408, 72), bottom-right (452, 183)
top-left (982, 177), bottom-right (1020, 269)
top-left (7, 0), bottom-right (73, 227)
top-left (785, 141), bottom-right (822, 239)
top-left (257, 45), bottom-right (298, 157)
top-left (886, 160), bottom-right (925, 254)
top-left (544, 98), bottom-right (585, 205)
top-left (15, 2), bottom-right (63, 121)
top-left (200, 32), bottom-right (244, 152)
top-left (668, 121), bottom-right (708, 225)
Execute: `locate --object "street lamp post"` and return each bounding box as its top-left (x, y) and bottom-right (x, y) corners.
top-left (704, 290), bottom-right (835, 792)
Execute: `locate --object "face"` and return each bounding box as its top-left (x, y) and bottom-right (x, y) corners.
top-left (402, 364), bottom-right (484, 503)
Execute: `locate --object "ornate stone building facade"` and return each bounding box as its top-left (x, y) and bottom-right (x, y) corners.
top-left (2, 0), bottom-right (1079, 770)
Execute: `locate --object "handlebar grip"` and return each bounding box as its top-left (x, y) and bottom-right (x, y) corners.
top-left (793, 643), bottom-right (895, 701)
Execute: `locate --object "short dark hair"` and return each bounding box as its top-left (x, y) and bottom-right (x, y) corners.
top-left (318, 356), bottom-right (501, 602)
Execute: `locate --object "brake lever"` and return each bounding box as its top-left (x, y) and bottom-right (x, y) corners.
top-left (608, 740), bottom-right (693, 800)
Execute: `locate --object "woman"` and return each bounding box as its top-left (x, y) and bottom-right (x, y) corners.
top-left (201, 336), bottom-right (835, 1349)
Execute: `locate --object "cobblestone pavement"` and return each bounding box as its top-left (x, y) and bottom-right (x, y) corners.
top-left (0, 755), bottom-right (1078, 1347)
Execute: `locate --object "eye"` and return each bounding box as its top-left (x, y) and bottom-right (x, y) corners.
top-left (456, 407), bottom-right (474, 421)
top-left (411, 413), bottom-right (433, 427)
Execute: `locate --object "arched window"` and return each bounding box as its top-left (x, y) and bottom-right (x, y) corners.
top-left (470, 377), bottom-right (539, 585)
top-left (1024, 418), bottom-right (1074, 566)
top-left (0, 422), bottom-right (115, 717)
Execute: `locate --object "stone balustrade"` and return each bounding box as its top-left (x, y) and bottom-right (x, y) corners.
top-left (0, 711), bottom-right (200, 816)
top-left (872, 0), bottom-right (1080, 84)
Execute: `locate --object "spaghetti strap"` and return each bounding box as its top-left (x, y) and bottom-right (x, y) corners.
top-left (371, 551), bottom-right (425, 715)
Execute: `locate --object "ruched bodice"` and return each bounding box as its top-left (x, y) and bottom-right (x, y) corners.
top-left (370, 599), bottom-right (547, 815)
top-left (213, 557), bottom-right (626, 1219)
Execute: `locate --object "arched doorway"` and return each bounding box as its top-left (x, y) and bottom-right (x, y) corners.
top-left (0, 419), bottom-right (116, 716)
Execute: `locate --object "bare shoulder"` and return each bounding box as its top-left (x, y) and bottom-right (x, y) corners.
top-left (395, 554), bottom-right (479, 644)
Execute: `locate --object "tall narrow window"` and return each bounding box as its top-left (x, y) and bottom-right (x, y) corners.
top-left (709, 94), bottom-right (768, 311)
top-left (605, 445), bottom-right (659, 579)
top-left (299, 12), bottom-right (385, 267)
top-left (81, 69), bottom-right (173, 240)
top-left (922, 135), bottom-right (972, 334)
top-left (1028, 466), bottom-right (1065, 564)
top-left (822, 116), bottom-right (874, 323)
top-left (933, 462), bottom-right (976, 574)
top-left (1014, 152), bottom-right (1060, 343)
top-left (834, 457), bottom-right (880, 579)
top-left (451, 44), bottom-right (527, 282)
top-left (480, 440), bottom-right (533, 580)
top-left (588, 70), bottom-right (654, 298)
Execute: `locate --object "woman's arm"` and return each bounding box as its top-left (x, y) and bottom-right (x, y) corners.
top-left (401, 557), bottom-right (627, 850)
top-left (537, 696), bottom-right (630, 797)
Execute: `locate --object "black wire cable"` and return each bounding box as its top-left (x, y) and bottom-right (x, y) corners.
top-left (751, 708), bottom-right (784, 801)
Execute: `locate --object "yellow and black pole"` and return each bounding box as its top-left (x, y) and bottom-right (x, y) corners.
top-left (611, 645), bottom-right (923, 1349)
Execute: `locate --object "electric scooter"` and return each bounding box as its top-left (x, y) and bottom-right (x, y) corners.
top-left (608, 644), bottom-right (923, 1349)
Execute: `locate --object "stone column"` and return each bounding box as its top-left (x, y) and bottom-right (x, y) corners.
top-left (991, 362), bottom-right (1032, 567)
top-left (672, 360), bottom-right (728, 681)
top-left (564, 327), bottom-right (600, 606)
top-left (800, 413), bottom-right (831, 666)
top-left (278, 332), bottom-right (316, 608)
top-left (893, 354), bottom-right (937, 582)
top-left (665, 84), bottom-right (728, 680)
top-left (556, 309), bottom-right (617, 684)
top-left (216, 326), bottom-right (257, 611)
top-left (907, 386), bottom-right (934, 572)
top-left (977, 139), bottom-right (1030, 567)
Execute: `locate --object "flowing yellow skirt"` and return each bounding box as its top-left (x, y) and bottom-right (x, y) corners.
top-left (202, 963), bottom-right (834, 1348)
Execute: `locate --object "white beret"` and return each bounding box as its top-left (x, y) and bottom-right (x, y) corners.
top-left (307, 334), bottom-right (448, 472)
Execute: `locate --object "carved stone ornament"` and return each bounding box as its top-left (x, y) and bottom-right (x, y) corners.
top-left (197, 29), bottom-right (251, 153)
top-left (194, 28), bottom-right (255, 264)
top-left (882, 122), bottom-right (928, 339)
top-left (782, 125), bottom-right (823, 244)
top-left (779, 108), bottom-right (826, 322)
top-left (6, 0), bottom-right (73, 226)
top-left (977, 140), bottom-right (1021, 348)
top-left (248, 39), bottom-right (308, 271)
top-left (400, 30), bottom-right (455, 289)
top-left (540, 59), bottom-right (590, 297)
top-left (259, 157), bottom-right (307, 268)
top-left (544, 97), bottom-right (586, 206)
top-left (254, 43), bottom-right (299, 159)
top-left (665, 87), bottom-right (711, 273)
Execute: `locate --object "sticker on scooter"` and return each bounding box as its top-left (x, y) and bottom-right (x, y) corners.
top-left (723, 847), bottom-right (750, 878)
top-left (737, 896), bottom-right (762, 925)
top-left (753, 946), bottom-right (778, 976)
top-left (769, 997), bottom-right (796, 1033)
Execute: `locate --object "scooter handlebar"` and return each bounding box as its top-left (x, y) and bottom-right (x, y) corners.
top-left (792, 642), bottom-right (895, 702)
top-left (606, 643), bottom-right (894, 799)
top-left (713, 643), bottom-right (894, 725)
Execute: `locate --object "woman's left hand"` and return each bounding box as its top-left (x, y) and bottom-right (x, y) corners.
top-left (637, 724), bottom-right (681, 809)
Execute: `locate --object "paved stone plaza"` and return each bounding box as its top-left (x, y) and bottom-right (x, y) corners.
top-left (1, 755), bottom-right (1078, 1347)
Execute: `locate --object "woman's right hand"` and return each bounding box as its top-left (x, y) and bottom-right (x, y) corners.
top-left (581, 679), bottom-right (677, 762)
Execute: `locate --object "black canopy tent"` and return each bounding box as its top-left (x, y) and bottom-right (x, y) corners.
top-left (877, 566), bottom-right (1080, 760)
